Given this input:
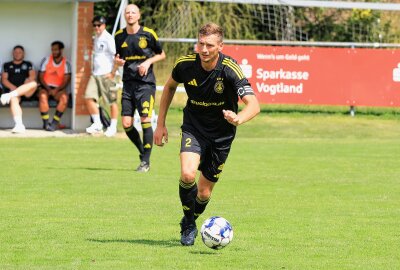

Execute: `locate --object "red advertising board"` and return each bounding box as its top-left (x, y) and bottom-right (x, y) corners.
top-left (222, 45), bottom-right (400, 107)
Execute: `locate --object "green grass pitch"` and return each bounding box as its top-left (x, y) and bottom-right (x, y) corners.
top-left (0, 108), bottom-right (399, 269)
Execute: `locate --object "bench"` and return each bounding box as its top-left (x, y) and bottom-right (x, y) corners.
top-left (1, 93), bottom-right (72, 107)
top-left (0, 95), bottom-right (73, 129)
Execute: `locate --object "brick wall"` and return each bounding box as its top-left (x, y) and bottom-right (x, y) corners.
top-left (75, 2), bottom-right (93, 116)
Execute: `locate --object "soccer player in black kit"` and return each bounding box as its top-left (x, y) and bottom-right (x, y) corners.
top-left (114, 4), bottom-right (166, 172)
top-left (154, 23), bottom-right (260, 246)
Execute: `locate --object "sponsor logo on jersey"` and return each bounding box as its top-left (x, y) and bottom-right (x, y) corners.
top-left (125, 55), bottom-right (146, 60)
top-left (121, 41), bottom-right (128, 48)
top-left (190, 100), bottom-right (225, 107)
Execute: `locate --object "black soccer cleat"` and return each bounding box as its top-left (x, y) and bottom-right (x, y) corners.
top-left (46, 122), bottom-right (57, 132)
top-left (135, 161), bottom-right (150, 172)
top-left (180, 217), bottom-right (198, 246)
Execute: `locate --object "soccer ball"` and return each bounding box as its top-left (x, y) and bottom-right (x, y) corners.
top-left (200, 216), bottom-right (234, 250)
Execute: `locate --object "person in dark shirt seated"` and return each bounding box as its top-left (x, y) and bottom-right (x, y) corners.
top-left (0, 45), bottom-right (37, 133)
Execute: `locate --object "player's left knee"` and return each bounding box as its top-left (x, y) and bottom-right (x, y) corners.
top-left (197, 188), bottom-right (212, 200)
top-left (181, 170), bottom-right (197, 182)
top-left (122, 118), bottom-right (133, 128)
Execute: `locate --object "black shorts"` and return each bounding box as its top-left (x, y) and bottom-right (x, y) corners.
top-left (180, 129), bottom-right (234, 183)
top-left (121, 80), bottom-right (155, 117)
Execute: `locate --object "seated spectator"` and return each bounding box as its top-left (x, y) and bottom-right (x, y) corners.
top-left (38, 40), bottom-right (71, 131)
top-left (0, 45), bottom-right (37, 133)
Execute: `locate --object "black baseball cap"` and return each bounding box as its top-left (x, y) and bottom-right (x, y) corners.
top-left (92, 15), bottom-right (106, 24)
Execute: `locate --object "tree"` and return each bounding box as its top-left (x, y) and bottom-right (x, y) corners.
top-left (95, 0), bottom-right (399, 43)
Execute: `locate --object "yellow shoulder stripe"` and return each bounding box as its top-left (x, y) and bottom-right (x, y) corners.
top-left (114, 29), bottom-right (123, 37)
top-left (174, 54), bottom-right (196, 67)
top-left (174, 58), bottom-right (196, 68)
top-left (143, 27), bottom-right (159, 40)
top-left (222, 59), bottom-right (245, 79)
top-left (176, 54), bottom-right (196, 61)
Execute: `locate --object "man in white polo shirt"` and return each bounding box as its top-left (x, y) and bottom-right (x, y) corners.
top-left (85, 15), bottom-right (118, 137)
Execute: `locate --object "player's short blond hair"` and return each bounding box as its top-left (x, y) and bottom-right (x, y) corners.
top-left (198, 23), bottom-right (224, 42)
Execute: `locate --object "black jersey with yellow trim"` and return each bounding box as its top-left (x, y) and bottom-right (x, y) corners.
top-left (115, 26), bottom-right (163, 84)
top-left (172, 52), bottom-right (255, 139)
top-left (3, 61), bottom-right (33, 89)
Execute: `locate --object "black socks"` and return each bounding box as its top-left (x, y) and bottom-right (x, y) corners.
top-left (179, 179), bottom-right (198, 224)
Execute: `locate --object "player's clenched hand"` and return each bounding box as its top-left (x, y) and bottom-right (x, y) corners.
top-left (114, 54), bottom-right (125, 66)
top-left (223, 109), bottom-right (241, 126)
top-left (154, 126), bottom-right (168, 146)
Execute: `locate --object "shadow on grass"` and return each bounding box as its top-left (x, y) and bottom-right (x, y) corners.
top-left (87, 238), bottom-right (219, 254)
top-left (189, 250), bottom-right (217, 255)
top-left (45, 167), bottom-right (132, 172)
top-left (87, 238), bottom-right (181, 247)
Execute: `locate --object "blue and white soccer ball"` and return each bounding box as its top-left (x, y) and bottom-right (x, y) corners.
top-left (200, 216), bottom-right (234, 250)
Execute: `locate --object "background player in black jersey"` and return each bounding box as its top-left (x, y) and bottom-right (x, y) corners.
top-left (114, 4), bottom-right (166, 172)
top-left (1, 45), bottom-right (37, 133)
top-left (154, 23), bottom-right (260, 246)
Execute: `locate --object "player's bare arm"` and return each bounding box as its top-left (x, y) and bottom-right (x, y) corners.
top-left (223, 95), bottom-right (260, 126)
top-left (154, 76), bottom-right (179, 146)
top-left (1, 72), bottom-right (17, 91)
top-left (54, 74), bottom-right (71, 92)
top-left (39, 72), bottom-right (51, 91)
top-left (25, 69), bottom-right (36, 84)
